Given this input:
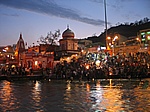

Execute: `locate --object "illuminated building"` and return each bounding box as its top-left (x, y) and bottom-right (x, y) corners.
top-left (114, 29), bottom-right (150, 55)
top-left (20, 51), bottom-right (54, 70)
top-left (59, 26), bottom-right (79, 62)
top-left (0, 45), bottom-right (16, 67)
top-left (139, 29), bottom-right (150, 47)
top-left (15, 33), bottom-right (54, 69)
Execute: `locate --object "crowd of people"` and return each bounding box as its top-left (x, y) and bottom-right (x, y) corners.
top-left (0, 64), bottom-right (53, 77)
top-left (53, 52), bottom-right (150, 80)
top-left (0, 52), bottom-right (150, 81)
top-left (0, 66), bottom-right (32, 76)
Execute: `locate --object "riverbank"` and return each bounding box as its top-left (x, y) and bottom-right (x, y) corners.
top-left (0, 73), bottom-right (150, 81)
top-left (0, 75), bottom-right (46, 81)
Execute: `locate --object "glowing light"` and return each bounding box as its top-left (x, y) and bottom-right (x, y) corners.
top-left (96, 60), bottom-right (100, 66)
top-left (12, 65), bottom-right (15, 68)
top-left (86, 65), bottom-right (89, 69)
top-left (35, 61), bottom-right (38, 66)
top-left (141, 32), bottom-right (145, 35)
top-left (113, 36), bottom-right (118, 41)
top-left (5, 47), bottom-right (8, 50)
top-left (109, 72), bottom-right (113, 75)
top-left (107, 37), bottom-right (111, 40)
top-left (66, 83), bottom-right (71, 91)
top-left (109, 43), bottom-right (111, 46)
top-left (2, 49), bottom-right (6, 52)
top-left (86, 83), bottom-right (90, 91)
top-left (35, 81), bottom-right (41, 91)
top-left (97, 47), bottom-right (100, 51)
top-left (109, 79), bottom-right (112, 88)
top-left (147, 31), bottom-right (150, 34)
top-left (101, 47), bottom-right (106, 50)
top-left (147, 36), bottom-right (150, 40)
top-left (50, 52), bottom-right (54, 54)
top-left (136, 38), bottom-right (140, 41)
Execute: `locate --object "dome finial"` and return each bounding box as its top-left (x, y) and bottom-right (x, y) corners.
top-left (67, 24), bottom-right (69, 29)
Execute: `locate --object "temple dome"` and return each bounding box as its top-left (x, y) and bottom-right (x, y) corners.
top-left (62, 27), bottom-right (75, 39)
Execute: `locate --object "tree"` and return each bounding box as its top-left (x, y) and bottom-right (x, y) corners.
top-left (38, 29), bottom-right (61, 45)
top-left (143, 17), bottom-right (149, 23)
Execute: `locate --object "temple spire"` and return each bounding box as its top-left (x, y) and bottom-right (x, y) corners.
top-left (20, 32), bottom-right (22, 39)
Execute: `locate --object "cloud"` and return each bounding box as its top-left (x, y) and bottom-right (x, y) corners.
top-left (0, 0), bottom-right (105, 26)
top-left (1, 13), bottom-right (19, 17)
top-left (90, 0), bottom-right (103, 4)
top-left (89, 0), bottom-right (121, 10)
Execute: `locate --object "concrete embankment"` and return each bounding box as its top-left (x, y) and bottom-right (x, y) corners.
top-left (0, 74), bottom-right (150, 81)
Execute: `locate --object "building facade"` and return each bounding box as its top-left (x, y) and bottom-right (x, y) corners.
top-left (20, 51), bottom-right (54, 70)
top-left (15, 33), bottom-right (54, 70)
top-left (59, 27), bottom-right (79, 57)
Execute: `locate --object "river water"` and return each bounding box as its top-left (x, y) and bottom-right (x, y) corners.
top-left (0, 78), bottom-right (150, 112)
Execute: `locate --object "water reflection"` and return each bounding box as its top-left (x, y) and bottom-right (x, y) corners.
top-left (86, 83), bottom-right (90, 92)
top-left (83, 80), bottom-right (124, 111)
top-left (66, 81), bottom-right (71, 91)
top-left (31, 81), bottom-right (42, 110)
top-left (0, 79), bottom-right (150, 111)
top-left (0, 81), bottom-right (17, 111)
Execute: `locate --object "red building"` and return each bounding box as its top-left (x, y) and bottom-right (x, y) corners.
top-left (15, 33), bottom-right (54, 70)
top-left (20, 51), bottom-right (54, 70)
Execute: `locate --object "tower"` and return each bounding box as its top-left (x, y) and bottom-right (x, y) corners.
top-left (15, 33), bottom-right (26, 65)
top-left (16, 33), bottom-right (25, 53)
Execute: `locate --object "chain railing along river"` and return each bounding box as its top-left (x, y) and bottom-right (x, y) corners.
top-left (0, 79), bottom-right (150, 112)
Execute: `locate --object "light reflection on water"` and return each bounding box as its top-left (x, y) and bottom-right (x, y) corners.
top-left (31, 81), bottom-right (43, 111)
top-left (0, 79), bottom-right (150, 112)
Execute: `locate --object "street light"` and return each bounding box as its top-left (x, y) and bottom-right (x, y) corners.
top-left (106, 35), bottom-right (119, 56)
top-left (112, 35), bottom-right (119, 56)
top-left (106, 36), bottom-right (112, 50)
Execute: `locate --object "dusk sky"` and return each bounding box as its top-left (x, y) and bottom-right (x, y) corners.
top-left (0, 0), bottom-right (150, 46)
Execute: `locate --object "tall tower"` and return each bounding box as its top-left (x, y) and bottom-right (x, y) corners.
top-left (15, 33), bottom-right (26, 65)
top-left (16, 33), bottom-right (25, 53)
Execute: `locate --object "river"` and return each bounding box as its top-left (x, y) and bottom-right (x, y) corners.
top-left (0, 79), bottom-right (150, 112)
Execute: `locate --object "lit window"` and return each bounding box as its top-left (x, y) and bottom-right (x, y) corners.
top-left (141, 32), bottom-right (145, 35)
top-left (147, 31), bottom-right (150, 34)
top-left (148, 36), bottom-right (150, 40)
top-left (35, 61), bottom-right (38, 66)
